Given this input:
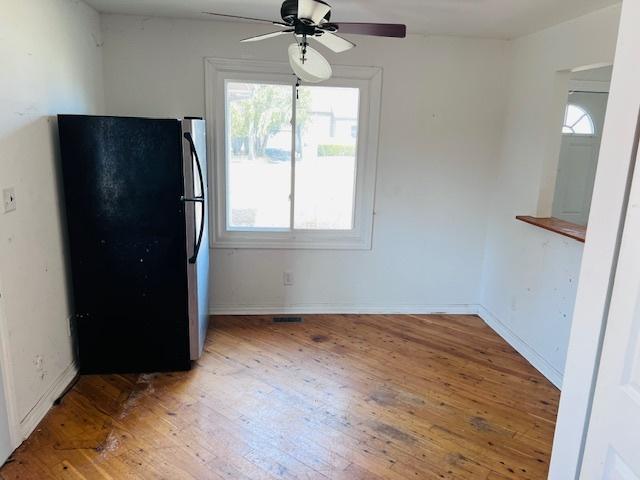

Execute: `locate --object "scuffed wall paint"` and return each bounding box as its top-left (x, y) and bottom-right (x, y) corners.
top-left (0, 0), bottom-right (104, 430)
top-left (100, 14), bottom-right (511, 312)
top-left (480, 5), bottom-right (622, 384)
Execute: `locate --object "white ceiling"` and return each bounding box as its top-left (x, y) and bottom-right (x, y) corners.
top-left (85, 0), bottom-right (619, 39)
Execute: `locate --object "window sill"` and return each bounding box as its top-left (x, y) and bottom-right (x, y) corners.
top-left (515, 216), bottom-right (586, 243)
top-left (212, 229), bottom-right (373, 250)
top-left (212, 239), bottom-right (372, 251)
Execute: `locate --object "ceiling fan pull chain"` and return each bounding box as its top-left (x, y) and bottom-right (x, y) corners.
top-left (301, 34), bottom-right (308, 64)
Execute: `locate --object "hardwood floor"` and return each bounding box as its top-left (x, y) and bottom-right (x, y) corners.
top-left (0, 314), bottom-right (559, 479)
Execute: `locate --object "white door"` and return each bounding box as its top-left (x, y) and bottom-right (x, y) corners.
top-left (579, 140), bottom-right (640, 477)
top-left (552, 135), bottom-right (600, 226)
top-left (553, 93), bottom-right (609, 226)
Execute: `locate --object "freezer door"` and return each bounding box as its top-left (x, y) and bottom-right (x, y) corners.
top-left (182, 119), bottom-right (210, 360)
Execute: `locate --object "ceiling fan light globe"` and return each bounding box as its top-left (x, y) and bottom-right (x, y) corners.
top-left (288, 43), bottom-right (332, 83)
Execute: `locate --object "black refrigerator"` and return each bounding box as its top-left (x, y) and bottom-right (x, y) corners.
top-left (58, 115), bottom-right (210, 374)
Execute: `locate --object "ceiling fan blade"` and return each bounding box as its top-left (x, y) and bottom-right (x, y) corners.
top-left (329, 22), bottom-right (406, 38)
top-left (298, 0), bottom-right (331, 25)
top-left (241, 30), bottom-right (294, 43)
top-left (312, 32), bottom-right (355, 53)
top-left (203, 12), bottom-right (287, 27)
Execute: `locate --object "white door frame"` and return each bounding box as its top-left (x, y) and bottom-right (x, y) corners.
top-left (0, 273), bottom-right (19, 454)
top-left (549, 0), bottom-right (640, 477)
top-left (579, 124), bottom-right (640, 477)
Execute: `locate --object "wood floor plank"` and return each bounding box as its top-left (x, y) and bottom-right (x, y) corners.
top-left (210, 320), bottom-right (548, 439)
top-left (0, 315), bottom-right (559, 479)
top-left (204, 330), bottom-right (542, 476)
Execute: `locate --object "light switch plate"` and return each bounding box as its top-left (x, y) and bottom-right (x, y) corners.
top-left (3, 187), bottom-right (16, 213)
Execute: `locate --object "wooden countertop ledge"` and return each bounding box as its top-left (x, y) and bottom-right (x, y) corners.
top-left (516, 216), bottom-right (586, 243)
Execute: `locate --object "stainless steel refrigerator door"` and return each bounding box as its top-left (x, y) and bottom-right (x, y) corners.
top-left (182, 119), bottom-right (210, 360)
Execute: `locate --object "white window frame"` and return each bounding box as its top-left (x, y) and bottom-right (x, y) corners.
top-left (204, 57), bottom-right (382, 250)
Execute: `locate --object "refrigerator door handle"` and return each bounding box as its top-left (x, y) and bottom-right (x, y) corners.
top-left (181, 196), bottom-right (204, 203)
top-left (182, 132), bottom-right (206, 265)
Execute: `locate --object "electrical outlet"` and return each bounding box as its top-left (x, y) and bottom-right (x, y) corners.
top-left (283, 271), bottom-right (294, 286)
top-left (3, 187), bottom-right (16, 213)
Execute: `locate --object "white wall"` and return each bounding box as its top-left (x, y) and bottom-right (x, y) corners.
top-left (101, 15), bottom-right (510, 314)
top-left (480, 5), bottom-right (622, 387)
top-left (0, 0), bottom-right (104, 442)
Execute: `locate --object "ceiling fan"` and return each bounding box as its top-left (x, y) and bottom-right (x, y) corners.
top-left (204, 0), bottom-right (406, 82)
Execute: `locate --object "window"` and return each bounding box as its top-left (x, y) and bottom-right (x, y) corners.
top-left (206, 59), bottom-right (382, 249)
top-left (294, 85), bottom-right (359, 231)
top-left (226, 82), bottom-right (293, 230)
top-left (562, 104), bottom-right (595, 136)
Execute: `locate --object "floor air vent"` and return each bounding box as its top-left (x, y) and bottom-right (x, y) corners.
top-left (273, 316), bottom-right (303, 323)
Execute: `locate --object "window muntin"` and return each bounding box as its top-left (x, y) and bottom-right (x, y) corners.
top-left (562, 104), bottom-right (595, 136)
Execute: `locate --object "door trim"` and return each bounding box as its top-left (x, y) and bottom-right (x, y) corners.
top-left (549, 0), bottom-right (640, 474)
top-left (0, 274), bottom-right (20, 450)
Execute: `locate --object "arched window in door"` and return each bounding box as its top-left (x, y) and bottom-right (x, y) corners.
top-left (562, 104), bottom-right (595, 135)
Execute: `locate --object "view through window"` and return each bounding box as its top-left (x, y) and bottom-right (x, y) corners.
top-left (562, 104), bottom-right (595, 136)
top-left (225, 81), bottom-right (360, 232)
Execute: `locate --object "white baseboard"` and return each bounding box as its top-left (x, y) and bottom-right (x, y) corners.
top-left (209, 302), bottom-right (562, 388)
top-left (477, 306), bottom-right (563, 389)
top-left (210, 303), bottom-right (480, 316)
top-left (19, 361), bottom-right (78, 440)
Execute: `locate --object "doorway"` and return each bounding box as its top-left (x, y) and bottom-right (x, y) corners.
top-left (551, 66), bottom-right (611, 227)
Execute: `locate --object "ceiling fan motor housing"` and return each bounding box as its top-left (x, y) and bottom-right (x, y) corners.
top-left (281, 0), bottom-right (331, 25)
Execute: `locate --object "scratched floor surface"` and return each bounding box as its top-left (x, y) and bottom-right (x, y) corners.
top-left (0, 314), bottom-right (559, 479)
